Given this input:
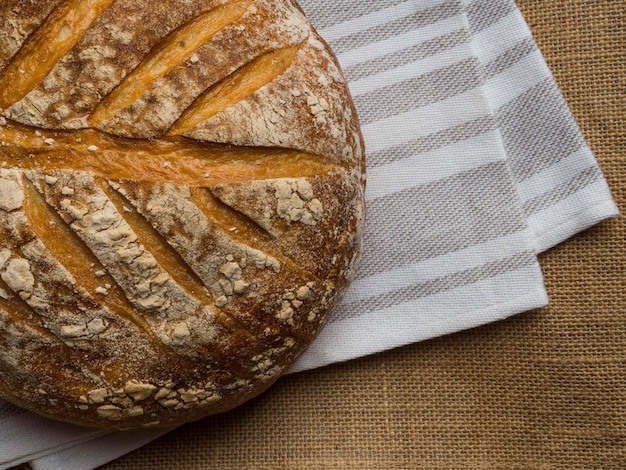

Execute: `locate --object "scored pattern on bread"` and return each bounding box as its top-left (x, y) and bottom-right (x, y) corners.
top-left (89, 0), bottom-right (254, 128)
top-left (0, 0), bottom-right (116, 109)
top-left (0, 122), bottom-right (337, 185)
top-left (0, 0), bottom-right (364, 429)
top-left (21, 178), bottom-right (166, 346)
top-left (168, 44), bottom-right (302, 135)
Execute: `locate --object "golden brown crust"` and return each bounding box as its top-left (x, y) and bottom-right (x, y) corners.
top-left (0, 0), bottom-right (364, 429)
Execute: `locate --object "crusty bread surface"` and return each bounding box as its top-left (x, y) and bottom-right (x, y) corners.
top-left (0, 0), bottom-right (364, 429)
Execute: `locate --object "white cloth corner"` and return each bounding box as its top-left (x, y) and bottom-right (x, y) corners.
top-left (0, 1), bottom-right (617, 469)
top-left (0, 402), bottom-right (105, 470)
top-left (462, 0), bottom-right (619, 251)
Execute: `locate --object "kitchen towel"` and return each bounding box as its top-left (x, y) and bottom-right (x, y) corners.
top-left (0, 0), bottom-right (618, 469)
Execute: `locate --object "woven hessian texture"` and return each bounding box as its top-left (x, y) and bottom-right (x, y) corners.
top-left (87, 1), bottom-right (623, 468)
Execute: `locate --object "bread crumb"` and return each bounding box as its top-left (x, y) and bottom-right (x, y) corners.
top-left (125, 381), bottom-right (156, 401)
top-left (0, 177), bottom-right (24, 211)
top-left (172, 322), bottom-right (191, 344)
top-left (87, 318), bottom-right (106, 335)
top-left (88, 388), bottom-right (109, 404)
top-left (1, 258), bottom-right (34, 299)
top-left (154, 388), bottom-right (171, 400)
top-left (276, 302), bottom-right (294, 325)
top-left (60, 324), bottom-right (87, 338)
top-left (127, 405), bottom-right (144, 417)
top-left (97, 405), bottom-right (123, 420)
top-left (219, 262), bottom-right (241, 280)
top-left (159, 399), bottom-right (179, 408)
top-left (296, 285), bottom-right (311, 300)
top-left (215, 295), bottom-right (228, 308)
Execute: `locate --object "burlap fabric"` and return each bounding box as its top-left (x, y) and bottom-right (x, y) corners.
top-left (12, 0), bottom-right (623, 468)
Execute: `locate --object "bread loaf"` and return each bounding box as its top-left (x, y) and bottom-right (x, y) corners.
top-left (0, 0), bottom-right (364, 429)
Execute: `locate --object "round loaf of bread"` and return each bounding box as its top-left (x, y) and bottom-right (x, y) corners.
top-left (0, 0), bottom-right (364, 429)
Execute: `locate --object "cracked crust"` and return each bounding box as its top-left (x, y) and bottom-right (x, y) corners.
top-left (0, 0), bottom-right (364, 429)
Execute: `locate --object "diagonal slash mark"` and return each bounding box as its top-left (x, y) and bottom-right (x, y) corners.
top-left (0, 0), bottom-right (116, 109)
top-left (168, 43), bottom-right (303, 135)
top-left (0, 121), bottom-right (338, 187)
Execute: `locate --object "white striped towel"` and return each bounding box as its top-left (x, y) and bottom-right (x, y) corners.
top-left (0, 1), bottom-right (618, 469)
